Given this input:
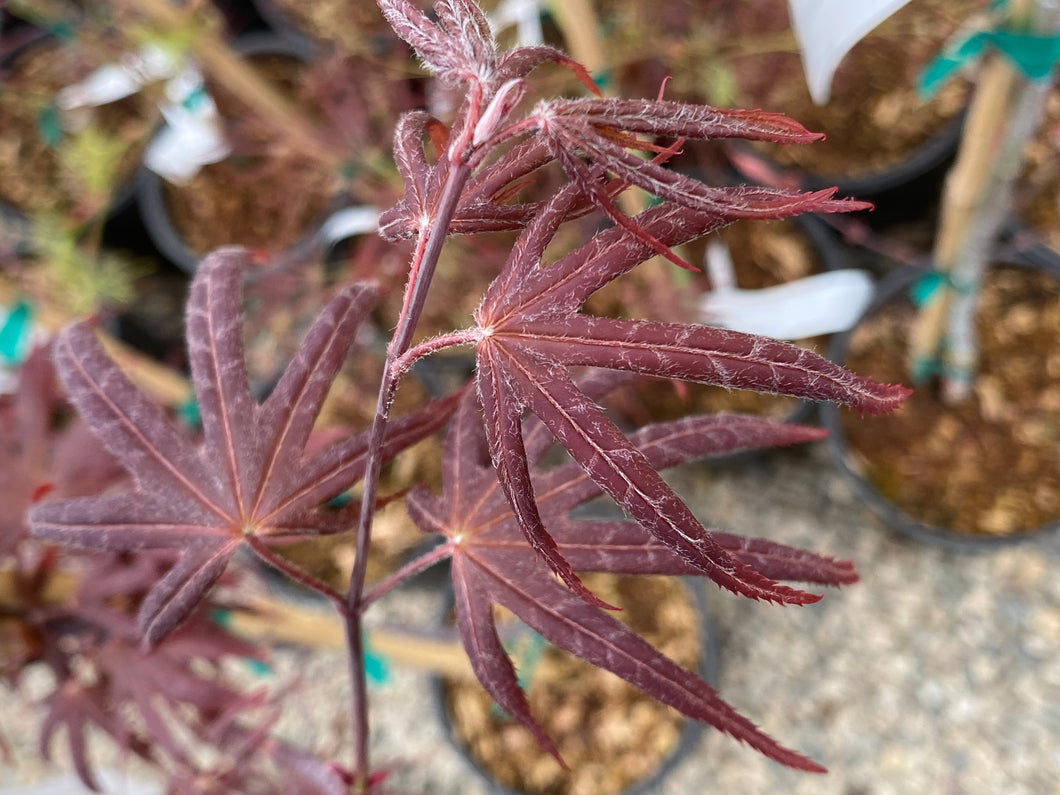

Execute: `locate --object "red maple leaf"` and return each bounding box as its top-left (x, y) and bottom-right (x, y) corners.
top-left (30, 249), bottom-right (457, 645)
top-left (407, 384), bottom-right (859, 771)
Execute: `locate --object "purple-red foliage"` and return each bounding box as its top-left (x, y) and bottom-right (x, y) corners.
top-left (407, 384), bottom-right (857, 771)
top-left (469, 183), bottom-right (904, 610)
top-left (9, 0), bottom-right (914, 788)
top-left (1, 355), bottom-right (345, 793)
top-left (29, 250), bottom-right (457, 645)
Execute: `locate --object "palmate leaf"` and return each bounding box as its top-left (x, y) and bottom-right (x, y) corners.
top-left (525, 96), bottom-right (873, 269)
top-left (407, 388), bottom-right (858, 771)
top-left (39, 681), bottom-right (135, 792)
top-left (29, 248), bottom-right (457, 646)
top-left (379, 111), bottom-right (545, 241)
top-left (38, 603), bottom-right (263, 793)
top-left (471, 190), bottom-right (909, 607)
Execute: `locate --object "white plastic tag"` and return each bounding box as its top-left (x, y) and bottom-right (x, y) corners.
top-left (700, 240), bottom-right (874, 339)
top-left (56, 44), bottom-right (179, 109)
top-left (144, 107), bottom-right (229, 183)
top-left (489, 0), bottom-right (545, 47)
top-left (143, 66), bottom-right (231, 184)
top-left (56, 44), bottom-right (179, 112)
top-left (57, 43), bottom-right (230, 184)
top-left (318, 206), bottom-right (381, 244)
top-left (788, 0), bottom-right (913, 104)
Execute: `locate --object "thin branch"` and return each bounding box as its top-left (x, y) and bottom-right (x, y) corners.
top-left (344, 157), bottom-right (474, 786)
top-left (360, 541), bottom-right (454, 610)
top-left (392, 329), bottom-right (480, 378)
top-left (245, 536), bottom-right (347, 613)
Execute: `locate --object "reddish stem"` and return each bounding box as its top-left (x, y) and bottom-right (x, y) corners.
top-left (246, 536), bottom-right (347, 612)
top-left (392, 329), bottom-right (480, 378)
top-left (344, 159), bottom-right (474, 787)
top-left (359, 541), bottom-right (455, 611)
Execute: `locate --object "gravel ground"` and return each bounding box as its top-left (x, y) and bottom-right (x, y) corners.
top-left (3, 441), bottom-right (1059, 794)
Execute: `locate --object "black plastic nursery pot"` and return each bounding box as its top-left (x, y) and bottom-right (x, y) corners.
top-left (797, 114), bottom-right (964, 224)
top-left (135, 32), bottom-right (346, 274)
top-left (729, 111), bottom-right (964, 231)
top-left (435, 576), bottom-right (716, 795)
top-left (820, 243), bottom-right (1060, 550)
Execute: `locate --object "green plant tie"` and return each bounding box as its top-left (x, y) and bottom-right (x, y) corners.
top-left (340, 159), bottom-right (361, 182)
top-left (514, 630), bottom-right (546, 690)
top-left (244, 658), bottom-right (273, 676)
top-left (920, 25), bottom-right (1060, 97)
top-left (181, 83), bottom-right (210, 113)
top-left (0, 300), bottom-right (34, 366)
top-left (363, 634), bottom-right (390, 685)
top-left (490, 629), bottom-right (546, 718)
top-left (910, 270), bottom-right (977, 306)
top-left (909, 271), bottom-right (976, 384)
top-left (37, 104), bottom-right (64, 148)
top-left (910, 271), bottom-right (944, 306)
top-left (46, 20), bottom-right (77, 41)
top-left (177, 396), bottom-right (202, 430)
top-left (910, 353), bottom-right (945, 385)
top-left (327, 491), bottom-right (354, 508)
top-left (488, 629), bottom-right (547, 718)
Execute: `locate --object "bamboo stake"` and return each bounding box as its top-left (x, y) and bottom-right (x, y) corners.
top-left (546, 0), bottom-right (607, 78)
top-left (0, 567), bottom-right (475, 678)
top-left (226, 596), bottom-right (475, 679)
top-left (0, 568), bottom-right (78, 610)
top-left (910, 0), bottom-right (1059, 401)
top-left (908, 24), bottom-right (1023, 383)
top-left (547, 0), bottom-right (652, 217)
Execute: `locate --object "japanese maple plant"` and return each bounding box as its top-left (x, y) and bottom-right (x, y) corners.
top-left (22, 0), bottom-right (910, 791)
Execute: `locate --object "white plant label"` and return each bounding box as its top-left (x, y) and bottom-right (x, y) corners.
top-left (788, 0), bottom-right (913, 104)
top-left (319, 206), bottom-right (381, 245)
top-left (57, 44), bottom-right (179, 110)
top-left (700, 241), bottom-right (874, 340)
top-left (143, 66), bottom-right (231, 184)
top-left (56, 44), bottom-right (230, 183)
top-left (489, 0), bottom-right (545, 47)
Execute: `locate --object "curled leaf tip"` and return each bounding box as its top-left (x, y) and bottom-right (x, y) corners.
top-left (855, 382), bottom-right (913, 417)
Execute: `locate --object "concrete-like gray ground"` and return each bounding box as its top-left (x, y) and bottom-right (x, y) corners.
top-left (3, 442), bottom-right (1059, 794)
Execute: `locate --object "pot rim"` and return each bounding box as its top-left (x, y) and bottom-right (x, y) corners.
top-left (801, 113), bottom-right (966, 199)
top-left (134, 31), bottom-right (342, 274)
top-left (819, 245), bottom-right (1060, 551)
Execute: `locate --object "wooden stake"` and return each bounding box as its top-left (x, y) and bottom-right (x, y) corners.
top-left (0, 566), bottom-right (474, 679)
top-left (909, 0), bottom-right (1036, 383)
top-left (227, 596), bottom-right (475, 679)
top-left (908, 50), bottom-right (1019, 380)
